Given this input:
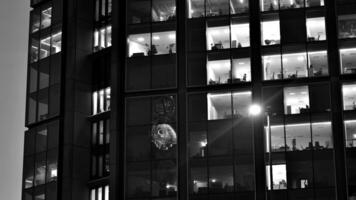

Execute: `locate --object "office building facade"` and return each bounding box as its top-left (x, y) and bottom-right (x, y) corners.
top-left (22, 0), bottom-right (356, 199)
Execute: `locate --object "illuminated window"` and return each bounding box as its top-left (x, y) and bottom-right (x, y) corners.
top-left (345, 120), bottom-right (356, 148)
top-left (306, 17), bottom-right (326, 41)
top-left (263, 54), bottom-right (282, 80)
top-left (128, 31), bottom-right (176, 57)
top-left (338, 14), bottom-right (356, 39)
top-left (282, 52), bottom-right (308, 79)
top-left (207, 91), bottom-right (252, 120)
top-left (284, 86), bottom-right (309, 115)
top-left (91, 185), bottom-right (109, 200)
top-left (92, 87), bottom-right (111, 115)
top-left (342, 84), bottom-right (356, 111)
top-left (94, 25), bottom-right (112, 52)
top-left (261, 19), bottom-right (280, 46)
top-left (340, 48), bottom-right (356, 74)
top-left (266, 164), bottom-right (287, 190)
top-left (206, 26), bottom-right (230, 50)
top-left (41, 7), bottom-right (52, 29)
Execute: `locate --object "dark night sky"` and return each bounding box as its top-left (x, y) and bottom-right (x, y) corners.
top-left (0, 0), bottom-right (30, 199)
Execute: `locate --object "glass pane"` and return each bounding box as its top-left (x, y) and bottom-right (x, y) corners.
top-left (128, 33), bottom-right (151, 57)
top-left (187, 0), bottom-right (204, 18)
top-left (261, 0), bottom-right (279, 12)
top-left (24, 156), bottom-right (35, 189)
top-left (207, 59), bottom-right (231, 85)
top-left (306, 17), bottom-right (326, 41)
top-left (28, 95), bottom-right (37, 124)
top-left (39, 65), bottom-right (49, 90)
top-left (285, 123), bottom-right (311, 151)
top-left (29, 65), bottom-right (38, 93)
top-left (338, 14), bottom-right (356, 39)
top-left (342, 84), bottom-right (356, 110)
top-left (93, 91), bottom-right (98, 115)
top-left (280, 0), bottom-right (304, 9)
top-left (231, 20), bottom-right (250, 48)
top-left (31, 38), bottom-right (39, 63)
top-left (232, 91), bottom-right (252, 118)
top-left (207, 92), bottom-right (232, 120)
top-left (190, 161), bottom-right (208, 194)
top-left (106, 26), bottom-right (112, 48)
top-left (263, 54), bottom-right (282, 80)
top-left (36, 127), bottom-right (47, 153)
top-left (127, 0), bottom-right (151, 24)
top-left (209, 158), bottom-right (234, 193)
top-left (340, 48), bottom-right (356, 74)
top-left (232, 58), bottom-right (251, 82)
top-left (345, 120), bottom-right (356, 148)
top-left (152, 160), bottom-right (177, 197)
top-left (152, 0), bottom-right (176, 22)
top-left (207, 26), bottom-right (230, 50)
top-left (31, 11), bottom-right (40, 33)
top-left (46, 149), bottom-right (58, 183)
top-left (308, 51), bottom-right (328, 77)
top-left (306, 0), bottom-right (324, 7)
top-left (312, 122), bottom-right (333, 149)
top-left (230, 0), bottom-right (249, 14)
top-left (127, 162), bottom-right (151, 197)
top-left (35, 153), bottom-right (46, 186)
top-left (40, 36), bottom-right (51, 59)
top-left (261, 19), bottom-right (280, 46)
top-left (284, 86), bottom-right (310, 115)
top-left (41, 7), bottom-right (52, 29)
top-left (51, 32), bottom-right (62, 55)
top-left (189, 123), bottom-right (207, 158)
top-left (152, 31), bottom-right (176, 55)
top-left (282, 52), bottom-right (308, 79)
top-left (206, 0), bottom-right (229, 17)
top-left (37, 89), bottom-right (49, 121)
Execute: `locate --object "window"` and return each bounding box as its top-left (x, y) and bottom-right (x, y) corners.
top-left (231, 18), bottom-right (250, 48)
top-left (266, 164), bottom-right (287, 190)
top-left (30, 31), bottom-right (62, 63)
top-left (41, 7), bottom-right (52, 29)
top-left (128, 31), bottom-right (176, 57)
top-left (261, 0), bottom-right (324, 11)
top-left (95, 0), bottom-right (112, 22)
top-left (91, 119), bottom-right (110, 178)
top-left (92, 87), bottom-right (111, 115)
top-left (284, 86), bottom-right (309, 115)
top-left (187, 0), bottom-right (249, 18)
top-left (340, 48), bottom-right (356, 74)
top-left (306, 17), bottom-right (326, 41)
top-left (345, 120), bottom-right (356, 148)
top-left (90, 185), bottom-right (109, 200)
top-left (30, 10), bottom-right (40, 33)
top-left (94, 25), bottom-right (112, 52)
top-left (338, 14), bottom-right (356, 39)
top-left (30, 6), bottom-right (52, 33)
top-left (342, 84), bottom-right (356, 110)
top-left (261, 19), bottom-right (280, 46)
top-left (127, 0), bottom-right (176, 24)
top-left (207, 25), bottom-right (230, 50)
top-left (126, 95), bottom-right (178, 199)
top-left (263, 51), bottom-right (328, 80)
top-left (207, 91), bottom-right (251, 120)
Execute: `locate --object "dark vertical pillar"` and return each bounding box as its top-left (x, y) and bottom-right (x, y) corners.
top-left (249, 1), bottom-right (266, 200)
top-left (177, 0), bottom-right (188, 199)
top-left (110, 0), bottom-right (126, 199)
top-left (61, 0), bottom-right (94, 199)
top-left (325, 0), bottom-right (348, 199)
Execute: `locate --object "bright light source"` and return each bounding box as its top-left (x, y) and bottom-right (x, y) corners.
top-left (153, 36), bottom-right (160, 40)
top-left (249, 104), bottom-right (262, 116)
top-left (137, 37), bottom-right (145, 42)
top-left (169, 34), bottom-right (176, 40)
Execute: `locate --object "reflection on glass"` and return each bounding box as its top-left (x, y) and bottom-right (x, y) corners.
top-left (231, 22), bottom-right (250, 48)
top-left (35, 154), bottom-right (46, 186)
top-left (265, 125), bottom-right (285, 152)
top-left (51, 32), bottom-right (62, 55)
top-left (187, 0), bottom-right (204, 18)
top-left (261, 20), bottom-right (280, 45)
top-left (31, 38), bottom-right (39, 63)
top-left (261, 0), bottom-right (279, 12)
top-left (266, 164), bottom-right (287, 190)
top-left (31, 12), bottom-right (40, 33)
top-left (41, 7), bottom-right (52, 29)
top-left (207, 26), bottom-right (230, 50)
top-left (92, 87), bottom-right (111, 115)
top-left (40, 36), bottom-right (51, 59)
top-left (345, 120), bottom-right (356, 148)
top-left (232, 58), bottom-right (251, 82)
top-left (263, 54), bottom-right (282, 80)
top-left (340, 48), bottom-right (356, 74)
top-left (342, 84), bottom-right (356, 110)
top-left (280, 0), bottom-right (304, 9)
top-left (338, 14), bottom-right (356, 39)
top-left (152, 0), bottom-right (176, 22)
top-left (94, 25), bottom-right (111, 52)
top-left (207, 59), bottom-right (231, 85)
top-left (232, 91), bottom-right (252, 117)
top-left (284, 86), bottom-right (309, 114)
top-left (282, 52), bottom-right (308, 79)
top-left (308, 51), bottom-right (328, 77)
top-left (191, 166), bottom-right (208, 194)
top-left (306, 0), bottom-right (324, 7)
top-left (306, 17), bottom-right (326, 41)
top-left (206, 0), bottom-right (229, 17)
top-left (209, 163), bottom-right (234, 193)
top-left (231, 0), bottom-right (249, 14)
